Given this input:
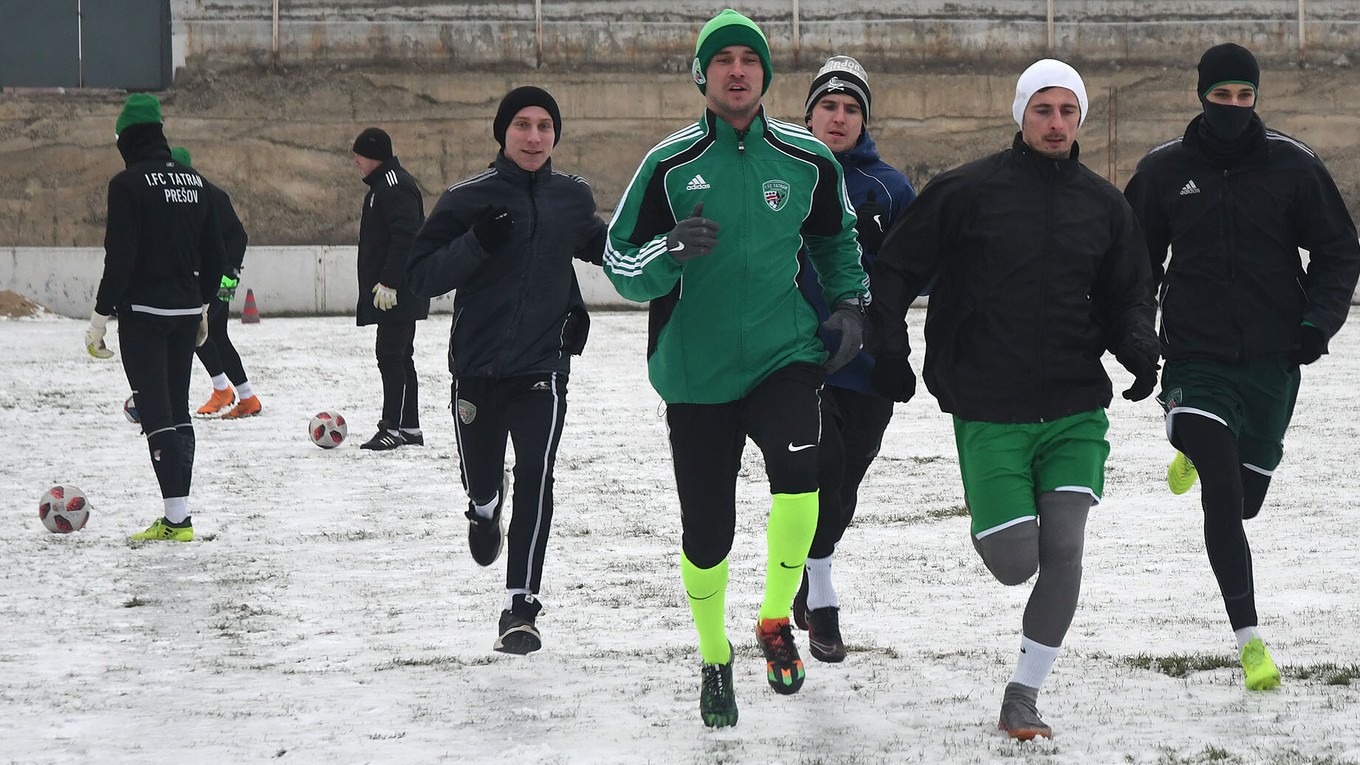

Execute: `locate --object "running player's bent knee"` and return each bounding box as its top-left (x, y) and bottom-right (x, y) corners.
top-left (971, 520), bottom-right (1039, 585)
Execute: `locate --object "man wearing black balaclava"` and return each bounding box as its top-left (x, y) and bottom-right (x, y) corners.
top-left (1124, 43), bottom-right (1360, 692)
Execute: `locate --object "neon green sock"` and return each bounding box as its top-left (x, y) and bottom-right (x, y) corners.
top-left (681, 552), bottom-right (731, 664)
top-left (759, 491), bottom-right (818, 620)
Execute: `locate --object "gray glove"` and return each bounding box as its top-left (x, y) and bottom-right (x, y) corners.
top-left (666, 203), bottom-right (720, 263)
top-left (821, 299), bottom-right (865, 373)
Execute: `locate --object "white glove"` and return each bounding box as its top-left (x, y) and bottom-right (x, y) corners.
top-left (195, 304), bottom-right (209, 347)
top-left (84, 311), bottom-right (114, 358)
top-left (372, 283), bottom-right (398, 311)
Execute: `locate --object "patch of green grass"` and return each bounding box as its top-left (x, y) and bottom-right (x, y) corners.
top-left (925, 504), bottom-right (970, 520)
top-left (1286, 662), bottom-right (1360, 686)
top-left (1125, 653), bottom-right (1236, 678)
top-left (122, 596), bottom-right (151, 608)
top-left (374, 654), bottom-right (496, 671)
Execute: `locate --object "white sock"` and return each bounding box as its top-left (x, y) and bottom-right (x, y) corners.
top-left (1010, 635), bottom-right (1061, 690)
top-left (163, 496), bottom-right (190, 524)
top-left (401, 427), bottom-right (422, 436)
top-left (236, 380), bottom-right (254, 400)
top-left (805, 555), bottom-right (838, 610)
top-left (1235, 626), bottom-right (1264, 651)
top-left (211, 374), bottom-right (230, 392)
top-left (473, 492), bottom-right (500, 519)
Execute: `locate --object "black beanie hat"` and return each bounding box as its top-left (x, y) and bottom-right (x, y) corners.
top-left (493, 86), bottom-right (562, 148)
top-left (352, 127), bottom-right (393, 161)
top-left (1197, 43), bottom-right (1260, 98)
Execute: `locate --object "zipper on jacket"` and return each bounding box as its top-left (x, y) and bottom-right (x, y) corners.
top-left (737, 128), bottom-right (748, 154)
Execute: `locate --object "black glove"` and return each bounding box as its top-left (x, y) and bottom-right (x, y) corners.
top-left (870, 355), bottom-right (916, 403)
top-left (472, 206), bottom-right (514, 252)
top-left (1115, 336), bottom-right (1161, 401)
top-left (821, 299), bottom-right (865, 373)
top-left (854, 191), bottom-right (886, 253)
top-left (1288, 323), bottom-right (1327, 366)
top-left (665, 203), bottom-right (720, 263)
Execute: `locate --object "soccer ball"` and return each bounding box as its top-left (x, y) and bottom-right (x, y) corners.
top-left (123, 393), bottom-right (140, 424)
top-left (309, 411), bottom-right (347, 449)
top-left (39, 485), bottom-right (90, 534)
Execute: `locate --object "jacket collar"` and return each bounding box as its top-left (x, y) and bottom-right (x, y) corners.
top-left (1010, 132), bottom-right (1081, 175)
top-left (116, 122), bottom-right (171, 168)
top-left (837, 130), bottom-right (882, 167)
top-left (361, 156), bottom-right (403, 187)
top-left (1183, 113), bottom-right (1269, 166)
top-left (492, 151), bottom-right (553, 183)
top-left (704, 106), bottom-right (768, 146)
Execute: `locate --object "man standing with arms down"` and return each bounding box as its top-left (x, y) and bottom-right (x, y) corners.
top-left (868, 60), bottom-right (1159, 739)
top-left (605, 9), bottom-right (868, 728)
top-left (85, 94), bottom-right (225, 541)
top-left (352, 127), bottom-right (429, 450)
top-left (1124, 43), bottom-right (1360, 691)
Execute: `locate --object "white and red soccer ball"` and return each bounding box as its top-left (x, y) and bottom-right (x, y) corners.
top-left (309, 411), bottom-right (347, 449)
top-left (39, 484), bottom-right (90, 534)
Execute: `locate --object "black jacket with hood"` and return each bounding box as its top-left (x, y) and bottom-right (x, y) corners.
top-left (869, 134), bottom-right (1157, 423)
top-left (406, 153), bottom-right (607, 379)
top-left (95, 123), bottom-right (225, 318)
top-left (1124, 114), bottom-right (1360, 363)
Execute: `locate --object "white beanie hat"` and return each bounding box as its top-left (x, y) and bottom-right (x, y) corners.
top-left (1012, 59), bottom-right (1088, 128)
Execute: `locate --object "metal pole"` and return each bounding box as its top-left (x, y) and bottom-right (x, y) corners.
top-left (535, 0), bottom-right (543, 69)
top-left (792, 0), bottom-right (801, 67)
top-left (1107, 85), bottom-right (1117, 185)
top-left (1047, 0), bottom-right (1055, 54)
top-left (272, 0), bottom-right (280, 58)
top-left (1298, 0), bottom-right (1306, 59)
top-left (77, 0), bottom-right (84, 87)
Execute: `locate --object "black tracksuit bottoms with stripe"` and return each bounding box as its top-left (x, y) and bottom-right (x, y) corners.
top-left (453, 372), bottom-right (568, 595)
top-left (119, 312), bottom-right (199, 500)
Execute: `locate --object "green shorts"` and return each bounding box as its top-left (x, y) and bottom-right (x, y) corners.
top-left (1158, 358), bottom-right (1300, 473)
top-left (953, 409), bottom-right (1110, 538)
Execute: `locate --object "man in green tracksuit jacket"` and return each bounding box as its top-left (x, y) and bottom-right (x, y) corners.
top-left (604, 8), bottom-right (868, 729)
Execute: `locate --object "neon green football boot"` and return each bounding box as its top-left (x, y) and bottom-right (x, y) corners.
top-left (129, 517), bottom-right (194, 542)
top-left (1167, 451), bottom-right (1199, 495)
top-left (1240, 638), bottom-right (1281, 691)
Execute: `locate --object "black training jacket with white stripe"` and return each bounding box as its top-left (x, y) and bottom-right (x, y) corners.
top-left (356, 156), bottom-right (429, 326)
top-left (405, 152), bottom-right (607, 379)
top-left (1124, 114), bottom-right (1360, 363)
top-left (95, 123), bottom-right (225, 318)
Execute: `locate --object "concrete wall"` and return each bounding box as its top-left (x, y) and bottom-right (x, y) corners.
top-left (172, 0), bottom-right (1360, 70)
top-left (0, 247), bottom-right (639, 319)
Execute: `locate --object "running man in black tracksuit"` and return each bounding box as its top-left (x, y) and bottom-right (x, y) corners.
top-left (407, 87), bottom-right (606, 655)
top-left (352, 127), bottom-right (429, 450)
top-left (868, 60), bottom-right (1158, 739)
top-left (170, 147), bottom-right (264, 421)
top-left (1124, 44), bottom-right (1360, 691)
top-left (85, 94), bottom-right (225, 542)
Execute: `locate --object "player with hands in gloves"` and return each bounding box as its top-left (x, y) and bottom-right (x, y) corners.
top-left (604, 10), bottom-right (868, 728)
top-left (90, 94), bottom-right (225, 542)
top-left (407, 85), bottom-right (607, 657)
top-left (867, 59), bottom-right (1156, 739)
top-left (351, 127), bottom-right (429, 450)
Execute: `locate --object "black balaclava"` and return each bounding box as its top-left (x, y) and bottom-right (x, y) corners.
top-left (1196, 43), bottom-right (1260, 142)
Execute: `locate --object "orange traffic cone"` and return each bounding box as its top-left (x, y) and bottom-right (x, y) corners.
top-left (241, 288), bottom-right (260, 324)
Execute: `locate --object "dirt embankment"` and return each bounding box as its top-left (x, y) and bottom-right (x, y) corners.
top-left (2, 61), bottom-right (1358, 246)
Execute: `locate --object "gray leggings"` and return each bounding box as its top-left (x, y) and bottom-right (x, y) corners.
top-left (971, 491), bottom-right (1092, 646)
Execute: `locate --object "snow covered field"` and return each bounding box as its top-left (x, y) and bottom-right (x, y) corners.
top-left (3, 309), bottom-right (1358, 765)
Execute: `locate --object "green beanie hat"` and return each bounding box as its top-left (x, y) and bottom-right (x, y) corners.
top-left (692, 9), bottom-right (772, 96)
top-left (170, 146), bottom-right (192, 167)
top-left (116, 93), bottom-right (162, 137)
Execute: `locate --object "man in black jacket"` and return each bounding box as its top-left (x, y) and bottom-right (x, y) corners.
top-left (868, 59), bottom-right (1158, 740)
top-left (352, 127), bottom-right (429, 450)
top-left (1124, 43), bottom-right (1360, 692)
top-left (84, 94), bottom-right (225, 542)
top-left (170, 147), bottom-right (264, 421)
top-left (407, 86), bottom-right (606, 656)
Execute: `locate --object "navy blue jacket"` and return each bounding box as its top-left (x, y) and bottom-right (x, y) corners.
top-left (797, 131), bottom-right (916, 395)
